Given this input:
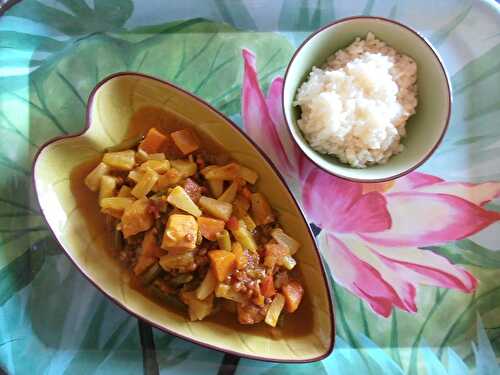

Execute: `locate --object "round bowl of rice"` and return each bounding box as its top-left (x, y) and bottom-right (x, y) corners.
top-left (282, 16), bottom-right (452, 182)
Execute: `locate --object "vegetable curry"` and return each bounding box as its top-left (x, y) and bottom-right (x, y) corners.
top-left (71, 106), bottom-right (307, 331)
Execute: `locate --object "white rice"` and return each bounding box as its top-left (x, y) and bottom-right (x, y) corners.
top-left (294, 32), bottom-right (418, 168)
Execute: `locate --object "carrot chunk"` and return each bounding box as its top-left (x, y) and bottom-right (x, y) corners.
top-left (140, 128), bottom-right (167, 154)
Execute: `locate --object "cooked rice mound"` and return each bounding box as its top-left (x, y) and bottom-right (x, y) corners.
top-left (295, 32), bottom-right (418, 168)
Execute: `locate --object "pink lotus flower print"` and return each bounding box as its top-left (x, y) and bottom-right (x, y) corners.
top-left (241, 49), bottom-right (500, 317)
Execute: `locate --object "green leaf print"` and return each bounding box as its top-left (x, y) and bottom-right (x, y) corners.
top-left (0, 236), bottom-right (58, 306)
top-left (425, 240), bottom-right (500, 269)
top-left (7, 0), bottom-right (133, 36)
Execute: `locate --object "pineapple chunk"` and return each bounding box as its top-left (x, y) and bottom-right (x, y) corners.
top-left (215, 284), bottom-right (245, 303)
top-left (154, 169), bottom-right (181, 191)
top-left (166, 186), bottom-right (202, 217)
top-left (117, 185), bottom-right (132, 197)
top-left (161, 214), bottom-right (198, 251)
top-left (218, 180), bottom-right (238, 203)
top-left (128, 169), bottom-right (144, 184)
top-left (121, 197), bottom-right (154, 238)
top-left (201, 163), bottom-right (240, 180)
top-left (198, 196), bottom-right (232, 221)
top-left (265, 293), bottom-right (285, 327)
top-left (271, 228), bottom-right (300, 255)
top-left (100, 197), bottom-right (134, 213)
top-left (102, 150), bottom-right (135, 171)
top-left (239, 166), bottom-right (258, 184)
top-left (85, 162), bottom-right (110, 192)
top-left (138, 159), bottom-right (170, 174)
top-left (98, 175), bottom-right (117, 202)
top-left (131, 167), bottom-right (159, 198)
top-left (170, 159), bottom-right (197, 178)
top-left (195, 269), bottom-right (217, 300)
top-left (180, 291), bottom-right (213, 321)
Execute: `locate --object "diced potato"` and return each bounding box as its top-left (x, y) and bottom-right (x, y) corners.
top-left (282, 281), bottom-right (304, 313)
top-left (207, 179), bottom-right (224, 198)
top-left (271, 228), bottom-right (300, 255)
top-left (239, 166), bottom-right (258, 184)
top-left (230, 220), bottom-right (257, 252)
top-left (208, 250), bottom-right (236, 282)
top-left (85, 162), bottom-right (110, 192)
top-left (265, 293), bottom-right (285, 327)
top-left (99, 175), bottom-right (117, 202)
top-left (170, 159), bottom-right (197, 178)
top-left (180, 291), bottom-right (213, 321)
top-left (215, 284), bottom-right (245, 303)
top-left (198, 216), bottom-right (225, 241)
top-left (199, 196), bottom-right (232, 221)
top-left (139, 127), bottom-right (168, 154)
top-left (196, 269), bottom-right (217, 300)
top-left (154, 169), bottom-right (181, 191)
top-left (131, 167), bottom-right (159, 198)
top-left (133, 256), bottom-right (156, 276)
top-left (241, 214), bottom-right (256, 231)
top-left (232, 242), bottom-right (248, 270)
top-left (100, 197), bottom-right (134, 212)
top-left (218, 180), bottom-right (238, 203)
top-left (216, 230), bottom-right (232, 251)
top-left (102, 150), bottom-right (135, 171)
top-left (202, 163), bottom-right (240, 180)
top-left (121, 197), bottom-right (154, 238)
top-left (167, 186), bottom-right (202, 217)
top-left (251, 193), bottom-right (275, 226)
top-left (118, 185), bottom-right (132, 197)
top-left (233, 194), bottom-right (250, 218)
top-left (260, 275), bottom-right (276, 298)
top-left (138, 159), bottom-right (170, 174)
top-left (128, 169), bottom-right (144, 184)
top-left (170, 129), bottom-right (200, 155)
top-left (159, 251), bottom-right (195, 271)
top-left (161, 214), bottom-right (198, 251)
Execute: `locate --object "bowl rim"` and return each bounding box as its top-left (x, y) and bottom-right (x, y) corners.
top-left (282, 15), bottom-right (453, 183)
top-left (32, 71), bottom-right (335, 363)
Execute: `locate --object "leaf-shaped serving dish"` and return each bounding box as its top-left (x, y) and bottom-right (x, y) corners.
top-left (33, 73), bottom-right (334, 362)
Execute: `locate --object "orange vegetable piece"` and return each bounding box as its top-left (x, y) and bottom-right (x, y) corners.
top-left (208, 250), bottom-right (236, 282)
top-left (281, 280), bottom-right (304, 313)
top-left (198, 216), bottom-right (225, 241)
top-left (264, 243), bottom-right (289, 270)
top-left (142, 229), bottom-right (164, 258)
top-left (170, 129), bottom-right (200, 155)
top-left (140, 128), bottom-right (167, 154)
top-left (260, 275), bottom-right (276, 298)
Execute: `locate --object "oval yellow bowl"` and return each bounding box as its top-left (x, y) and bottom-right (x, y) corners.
top-left (33, 73), bottom-right (334, 362)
